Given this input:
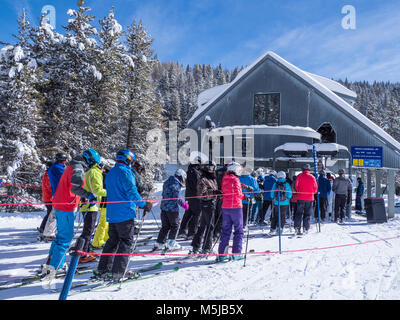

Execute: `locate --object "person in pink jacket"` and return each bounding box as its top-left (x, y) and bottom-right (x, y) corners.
top-left (217, 162), bottom-right (246, 262)
top-left (294, 164), bottom-right (318, 235)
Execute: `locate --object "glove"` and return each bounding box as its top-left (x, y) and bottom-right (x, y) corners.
top-left (181, 202), bottom-right (189, 211)
top-left (87, 193), bottom-right (97, 203)
top-left (143, 201), bottom-right (153, 212)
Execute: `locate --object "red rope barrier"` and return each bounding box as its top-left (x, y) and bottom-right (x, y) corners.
top-left (0, 189), bottom-right (318, 207)
top-left (75, 235), bottom-right (400, 258)
top-left (2, 183), bottom-right (42, 189)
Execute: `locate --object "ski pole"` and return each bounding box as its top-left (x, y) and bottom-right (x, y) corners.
top-left (149, 208), bottom-right (160, 230)
top-left (210, 209), bottom-right (223, 254)
top-left (243, 199), bottom-right (252, 267)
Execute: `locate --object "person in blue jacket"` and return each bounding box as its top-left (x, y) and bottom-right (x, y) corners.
top-left (259, 170), bottom-right (277, 225)
top-left (153, 169), bottom-right (189, 251)
top-left (239, 170), bottom-right (260, 229)
top-left (250, 174), bottom-right (264, 224)
top-left (355, 177), bottom-right (364, 213)
top-left (314, 170), bottom-right (332, 221)
top-left (268, 171), bottom-right (292, 236)
top-left (96, 149), bottom-right (151, 281)
top-left (48, 153), bottom-right (67, 197)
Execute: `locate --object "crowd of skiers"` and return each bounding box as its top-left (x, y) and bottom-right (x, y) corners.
top-left (34, 147), bottom-right (363, 281)
top-left (37, 148), bottom-right (153, 281)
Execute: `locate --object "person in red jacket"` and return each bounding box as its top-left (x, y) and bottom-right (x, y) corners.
top-left (38, 161), bottom-right (54, 234)
top-left (294, 164), bottom-right (317, 235)
top-left (42, 155), bottom-right (96, 277)
top-left (217, 162), bottom-right (246, 262)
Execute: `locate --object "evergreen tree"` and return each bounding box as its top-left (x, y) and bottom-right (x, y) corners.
top-left (0, 10), bottom-right (44, 211)
top-left (92, 6), bottom-right (127, 158)
top-left (123, 19), bottom-right (164, 182)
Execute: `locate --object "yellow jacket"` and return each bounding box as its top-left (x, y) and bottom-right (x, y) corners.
top-left (79, 164), bottom-right (107, 212)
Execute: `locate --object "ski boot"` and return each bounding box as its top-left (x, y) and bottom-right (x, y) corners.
top-left (152, 242), bottom-right (165, 252)
top-left (91, 270), bottom-right (112, 281)
top-left (166, 240), bottom-right (182, 251)
top-left (79, 253), bottom-right (97, 264)
top-left (216, 255), bottom-right (230, 263)
top-left (232, 255), bottom-right (244, 261)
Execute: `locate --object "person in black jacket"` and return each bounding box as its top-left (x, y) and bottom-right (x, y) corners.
top-left (213, 164), bottom-right (227, 242)
top-left (191, 162), bottom-right (218, 254)
top-left (178, 160), bottom-right (202, 240)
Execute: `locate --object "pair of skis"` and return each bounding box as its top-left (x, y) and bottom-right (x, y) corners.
top-left (64, 262), bottom-right (179, 296)
top-left (0, 263), bottom-right (95, 290)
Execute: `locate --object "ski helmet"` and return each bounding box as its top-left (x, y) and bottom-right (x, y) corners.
top-left (226, 162), bottom-right (242, 176)
top-left (338, 168), bottom-right (345, 175)
top-left (302, 164), bottom-right (311, 171)
top-left (269, 170), bottom-right (277, 177)
top-left (277, 171), bottom-right (286, 180)
top-left (54, 152), bottom-right (67, 162)
top-left (116, 149), bottom-right (136, 166)
top-left (175, 168), bottom-right (187, 184)
top-left (45, 161), bottom-right (53, 170)
top-left (82, 149), bottom-right (101, 167)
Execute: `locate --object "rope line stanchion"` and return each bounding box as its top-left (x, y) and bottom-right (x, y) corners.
top-left (277, 191), bottom-right (282, 254)
top-left (243, 197), bottom-right (252, 267)
top-left (59, 237), bottom-right (85, 300)
top-left (313, 144), bottom-right (321, 233)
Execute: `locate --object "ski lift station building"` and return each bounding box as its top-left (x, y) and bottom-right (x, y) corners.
top-left (186, 51), bottom-right (400, 217)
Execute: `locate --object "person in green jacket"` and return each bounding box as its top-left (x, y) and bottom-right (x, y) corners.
top-left (92, 159), bottom-right (114, 249)
top-left (78, 148), bottom-right (107, 263)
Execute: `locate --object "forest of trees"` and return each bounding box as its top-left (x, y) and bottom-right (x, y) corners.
top-left (0, 0), bottom-right (399, 210)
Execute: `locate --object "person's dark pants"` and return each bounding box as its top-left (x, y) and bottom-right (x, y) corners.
top-left (80, 211), bottom-right (99, 253)
top-left (213, 199), bottom-right (223, 240)
top-left (178, 198), bottom-right (201, 237)
top-left (334, 194), bottom-right (347, 221)
top-left (191, 200), bottom-right (216, 252)
top-left (294, 200), bottom-right (313, 231)
top-left (270, 205), bottom-right (288, 230)
top-left (355, 196), bottom-right (362, 211)
top-left (157, 210), bottom-right (180, 243)
top-left (260, 200), bottom-right (273, 222)
top-left (314, 197), bottom-right (328, 220)
top-left (39, 205), bottom-right (53, 233)
top-left (290, 202), bottom-right (297, 220)
top-left (97, 219), bottom-right (135, 276)
top-left (242, 202), bottom-right (252, 228)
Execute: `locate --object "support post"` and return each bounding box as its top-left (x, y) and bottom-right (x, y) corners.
top-left (376, 170), bottom-right (383, 198)
top-left (387, 169), bottom-right (395, 219)
top-left (367, 170), bottom-right (372, 198)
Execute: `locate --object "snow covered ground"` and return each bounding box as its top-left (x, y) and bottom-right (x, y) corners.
top-left (1, 183), bottom-right (400, 301)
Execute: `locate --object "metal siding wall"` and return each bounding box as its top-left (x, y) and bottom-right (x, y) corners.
top-left (188, 57), bottom-right (400, 169)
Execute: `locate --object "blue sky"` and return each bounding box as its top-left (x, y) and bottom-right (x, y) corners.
top-left (1, 0), bottom-right (400, 82)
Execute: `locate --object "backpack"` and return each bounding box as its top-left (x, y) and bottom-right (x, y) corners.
top-left (274, 181), bottom-right (287, 202)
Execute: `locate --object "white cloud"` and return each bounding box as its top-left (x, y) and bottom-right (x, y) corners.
top-left (218, 3), bottom-right (400, 82)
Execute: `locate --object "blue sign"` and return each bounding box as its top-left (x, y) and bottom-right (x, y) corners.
top-left (351, 146), bottom-right (383, 168)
